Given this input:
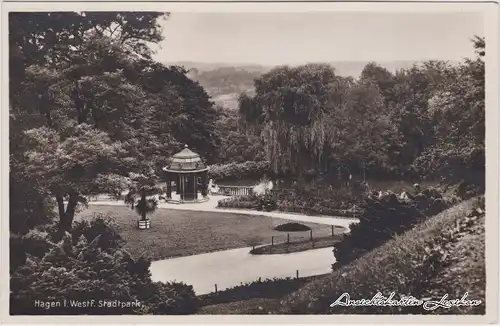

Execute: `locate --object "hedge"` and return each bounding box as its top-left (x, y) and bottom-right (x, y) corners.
top-left (208, 161), bottom-right (273, 182)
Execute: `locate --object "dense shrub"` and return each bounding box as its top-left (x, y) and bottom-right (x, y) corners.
top-left (274, 223), bottom-right (311, 232)
top-left (71, 214), bottom-right (124, 251)
top-left (10, 234), bottom-right (27, 272)
top-left (10, 215), bottom-right (198, 315)
top-left (257, 192), bottom-right (278, 212)
top-left (208, 161), bottom-right (274, 182)
top-left (274, 181), bottom-right (364, 216)
top-left (9, 177), bottom-right (56, 235)
top-left (333, 188), bottom-right (451, 267)
top-left (217, 185), bottom-right (362, 217)
top-left (217, 192), bottom-right (278, 212)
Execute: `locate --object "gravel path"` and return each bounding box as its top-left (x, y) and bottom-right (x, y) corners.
top-left (88, 195), bottom-right (359, 228)
top-left (150, 246), bottom-right (335, 295)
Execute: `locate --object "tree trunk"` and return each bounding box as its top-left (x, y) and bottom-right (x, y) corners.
top-left (140, 190), bottom-right (147, 221)
top-left (56, 195), bottom-right (65, 221)
top-left (56, 193), bottom-right (78, 232)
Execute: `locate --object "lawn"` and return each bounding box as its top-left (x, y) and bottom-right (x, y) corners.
top-left (77, 205), bottom-right (334, 260)
top-left (250, 234), bottom-right (344, 255)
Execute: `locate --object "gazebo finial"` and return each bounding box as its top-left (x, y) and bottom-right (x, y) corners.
top-left (184, 144), bottom-right (188, 148)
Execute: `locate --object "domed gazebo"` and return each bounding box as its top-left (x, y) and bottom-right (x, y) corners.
top-left (162, 144), bottom-right (209, 203)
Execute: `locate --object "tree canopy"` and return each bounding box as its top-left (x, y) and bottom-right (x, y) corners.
top-left (238, 37), bottom-right (485, 187)
top-left (10, 12), bottom-right (220, 234)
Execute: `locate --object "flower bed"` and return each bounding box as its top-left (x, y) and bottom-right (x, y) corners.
top-left (217, 195), bottom-right (260, 210)
top-left (217, 189), bottom-right (362, 217)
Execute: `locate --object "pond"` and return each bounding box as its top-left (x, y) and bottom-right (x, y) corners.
top-left (150, 246), bottom-right (335, 295)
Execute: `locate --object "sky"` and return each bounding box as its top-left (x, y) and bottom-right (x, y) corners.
top-left (152, 12), bottom-right (484, 65)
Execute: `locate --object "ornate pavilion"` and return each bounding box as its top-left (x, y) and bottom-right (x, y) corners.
top-left (162, 144), bottom-right (209, 203)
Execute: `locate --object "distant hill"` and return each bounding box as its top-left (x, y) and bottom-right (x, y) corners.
top-left (165, 60), bottom-right (424, 110)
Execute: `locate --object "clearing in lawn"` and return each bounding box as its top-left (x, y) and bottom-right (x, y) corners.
top-left (77, 205), bottom-right (337, 260)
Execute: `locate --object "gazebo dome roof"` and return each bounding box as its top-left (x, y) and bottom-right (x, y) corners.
top-left (163, 144), bottom-right (208, 173)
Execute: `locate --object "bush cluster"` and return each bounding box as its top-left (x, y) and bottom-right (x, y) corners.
top-left (10, 215), bottom-right (198, 315)
top-left (274, 223), bottom-right (311, 232)
top-left (333, 187), bottom-right (451, 267)
top-left (217, 195), bottom-right (260, 210)
top-left (258, 192), bottom-right (278, 212)
top-left (217, 184), bottom-right (362, 217)
top-left (208, 161), bottom-right (273, 182)
top-left (217, 192), bottom-right (278, 212)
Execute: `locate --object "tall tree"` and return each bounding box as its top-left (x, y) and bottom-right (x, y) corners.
top-left (20, 125), bottom-right (134, 232)
top-left (414, 36), bottom-right (485, 190)
top-left (243, 64), bottom-right (343, 174)
top-left (140, 63), bottom-right (220, 163)
top-left (9, 12), bottom-right (168, 233)
top-left (215, 108), bottom-right (265, 163)
top-left (239, 63), bottom-right (398, 178)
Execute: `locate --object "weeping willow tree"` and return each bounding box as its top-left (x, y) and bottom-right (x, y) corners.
top-left (239, 64), bottom-right (341, 174)
top-left (239, 63), bottom-right (400, 179)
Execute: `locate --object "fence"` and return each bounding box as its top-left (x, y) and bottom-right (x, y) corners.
top-left (217, 185), bottom-right (254, 197)
top-left (245, 226), bottom-right (346, 256)
top-left (270, 226), bottom-right (342, 246)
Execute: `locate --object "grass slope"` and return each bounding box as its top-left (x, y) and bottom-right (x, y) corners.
top-left (77, 206), bottom-right (333, 260)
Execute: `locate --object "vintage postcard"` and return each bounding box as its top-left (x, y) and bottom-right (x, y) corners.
top-left (1, 0), bottom-right (498, 325)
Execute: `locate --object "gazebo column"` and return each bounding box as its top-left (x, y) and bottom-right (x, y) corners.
top-left (201, 171), bottom-right (208, 197)
top-left (193, 174), bottom-right (198, 200)
top-left (185, 174), bottom-right (195, 200)
top-left (166, 173), bottom-right (172, 199)
top-left (181, 174), bottom-right (186, 200)
top-left (176, 175), bottom-right (180, 195)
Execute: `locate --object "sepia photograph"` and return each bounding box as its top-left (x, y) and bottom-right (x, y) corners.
top-left (3, 1), bottom-right (498, 323)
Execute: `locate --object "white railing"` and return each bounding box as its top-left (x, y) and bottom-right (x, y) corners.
top-left (217, 185), bottom-right (254, 197)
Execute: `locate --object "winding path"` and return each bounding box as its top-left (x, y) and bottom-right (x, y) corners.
top-left (88, 195), bottom-right (359, 228)
top-left (150, 246), bottom-right (335, 295)
top-left (88, 195), bottom-right (358, 294)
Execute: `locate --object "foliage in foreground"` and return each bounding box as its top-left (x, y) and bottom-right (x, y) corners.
top-left (10, 215), bottom-right (198, 315)
top-left (275, 197), bottom-right (485, 314)
top-left (333, 188), bottom-right (452, 266)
